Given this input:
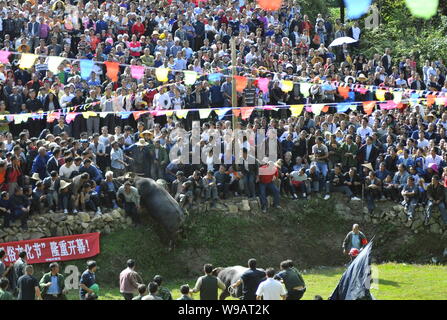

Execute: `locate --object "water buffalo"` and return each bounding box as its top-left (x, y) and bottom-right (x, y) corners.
top-left (212, 266), bottom-right (248, 300)
top-left (117, 175), bottom-right (186, 248)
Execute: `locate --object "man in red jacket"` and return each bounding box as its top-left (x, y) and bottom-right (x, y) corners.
top-left (258, 157), bottom-right (281, 213)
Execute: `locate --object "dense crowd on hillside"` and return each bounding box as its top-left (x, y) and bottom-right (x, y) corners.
top-left (0, 0), bottom-right (444, 236)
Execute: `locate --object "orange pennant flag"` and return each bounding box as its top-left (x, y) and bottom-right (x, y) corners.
top-left (241, 107), bottom-right (255, 120)
top-left (427, 94), bottom-right (436, 107)
top-left (234, 76), bottom-right (248, 92)
top-left (338, 86), bottom-right (350, 99)
top-left (104, 61), bottom-right (120, 82)
top-left (322, 105), bottom-right (329, 113)
top-left (363, 101), bottom-right (375, 115)
top-left (257, 0), bottom-right (282, 11)
top-left (233, 109), bottom-right (241, 117)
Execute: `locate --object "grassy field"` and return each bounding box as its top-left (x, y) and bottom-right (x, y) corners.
top-left (65, 263), bottom-right (447, 300)
top-left (56, 198), bottom-right (446, 301)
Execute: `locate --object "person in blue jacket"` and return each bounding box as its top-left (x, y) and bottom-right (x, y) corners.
top-left (31, 147), bottom-right (50, 180)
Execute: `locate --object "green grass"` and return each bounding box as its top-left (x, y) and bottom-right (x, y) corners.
top-left (65, 263), bottom-right (447, 300)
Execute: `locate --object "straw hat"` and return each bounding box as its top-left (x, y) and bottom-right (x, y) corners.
top-left (361, 163), bottom-right (374, 171)
top-left (142, 130), bottom-right (153, 137)
top-left (135, 138), bottom-right (149, 147)
top-left (59, 180), bottom-right (72, 191)
top-left (31, 173), bottom-right (41, 181)
top-left (357, 74), bottom-right (368, 82)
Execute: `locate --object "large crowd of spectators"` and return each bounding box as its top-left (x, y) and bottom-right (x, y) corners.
top-left (0, 0), bottom-right (445, 233)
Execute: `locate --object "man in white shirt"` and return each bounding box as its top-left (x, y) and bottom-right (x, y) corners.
top-left (256, 268), bottom-right (286, 300)
top-left (350, 21), bottom-right (361, 41)
top-left (425, 148), bottom-right (442, 169)
top-left (59, 157), bottom-right (76, 180)
top-left (356, 118), bottom-right (373, 142)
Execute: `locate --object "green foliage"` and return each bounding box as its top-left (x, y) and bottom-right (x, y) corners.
top-left (299, 0), bottom-right (329, 20)
top-left (359, 0), bottom-right (447, 65)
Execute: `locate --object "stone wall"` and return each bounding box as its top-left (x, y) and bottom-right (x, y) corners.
top-left (1, 195), bottom-right (446, 243)
top-left (0, 209), bottom-right (133, 243)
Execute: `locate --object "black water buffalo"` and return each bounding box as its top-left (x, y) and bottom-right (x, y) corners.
top-left (212, 266), bottom-right (248, 300)
top-left (118, 175), bottom-right (186, 247)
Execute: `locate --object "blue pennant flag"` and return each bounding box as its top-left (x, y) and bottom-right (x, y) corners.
top-left (80, 59), bottom-right (94, 80)
top-left (208, 73), bottom-right (222, 82)
top-left (336, 103), bottom-right (351, 113)
top-left (217, 107), bottom-right (231, 120)
top-left (344, 0), bottom-right (372, 19)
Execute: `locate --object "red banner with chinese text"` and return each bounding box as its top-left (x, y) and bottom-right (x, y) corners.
top-left (0, 233), bottom-right (100, 266)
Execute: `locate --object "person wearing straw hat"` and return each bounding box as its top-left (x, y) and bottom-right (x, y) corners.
top-left (125, 138), bottom-right (151, 177)
top-left (58, 179), bottom-right (74, 215)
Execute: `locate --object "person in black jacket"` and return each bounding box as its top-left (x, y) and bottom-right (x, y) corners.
top-left (6, 86), bottom-right (23, 114)
top-left (10, 186), bottom-right (30, 230)
top-left (236, 148), bottom-right (259, 199)
top-left (324, 164), bottom-right (361, 201)
top-left (357, 136), bottom-right (380, 169)
top-left (344, 167), bottom-right (363, 197)
top-left (25, 89), bottom-right (44, 137)
top-left (46, 148), bottom-right (61, 175)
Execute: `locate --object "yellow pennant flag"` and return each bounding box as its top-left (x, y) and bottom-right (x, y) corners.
top-left (19, 53), bottom-right (38, 69)
top-left (82, 111), bottom-right (97, 119)
top-left (155, 68), bottom-right (170, 82)
top-left (47, 56), bottom-right (66, 74)
top-left (376, 89), bottom-right (386, 101)
top-left (175, 109), bottom-right (189, 119)
top-left (184, 71), bottom-right (198, 86)
top-left (290, 105), bottom-right (304, 117)
top-left (166, 111), bottom-right (174, 117)
top-left (281, 80), bottom-right (294, 93)
top-left (199, 109), bottom-right (212, 119)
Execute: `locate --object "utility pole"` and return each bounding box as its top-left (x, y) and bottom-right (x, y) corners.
top-left (231, 37), bottom-right (237, 129)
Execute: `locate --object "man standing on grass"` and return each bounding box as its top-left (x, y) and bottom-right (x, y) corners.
top-left (342, 224), bottom-right (368, 261)
top-left (39, 262), bottom-right (66, 300)
top-left (191, 263), bottom-right (226, 300)
top-left (119, 259), bottom-right (143, 300)
top-left (231, 258), bottom-right (266, 300)
top-left (256, 268), bottom-right (286, 300)
top-left (17, 265), bottom-right (41, 300)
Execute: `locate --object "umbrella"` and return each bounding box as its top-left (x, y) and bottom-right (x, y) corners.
top-left (329, 240), bottom-right (375, 300)
top-left (329, 37), bottom-right (358, 47)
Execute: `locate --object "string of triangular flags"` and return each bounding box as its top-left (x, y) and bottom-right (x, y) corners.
top-left (0, 50), bottom-right (443, 102)
top-left (0, 96), bottom-right (437, 125)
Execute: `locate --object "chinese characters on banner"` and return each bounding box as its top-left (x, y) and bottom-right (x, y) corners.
top-left (0, 233), bottom-right (100, 266)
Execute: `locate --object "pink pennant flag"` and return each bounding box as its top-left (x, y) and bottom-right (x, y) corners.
top-left (131, 65), bottom-right (145, 80)
top-left (65, 112), bottom-right (78, 123)
top-left (257, 78), bottom-right (270, 94)
top-left (356, 87), bottom-right (368, 95)
top-left (47, 112), bottom-right (61, 123)
top-left (305, 106), bottom-right (313, 113)
top-left (380, 101), bottom-right (397, 110)
top-left (0, 51), bottom-right (11, 64)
